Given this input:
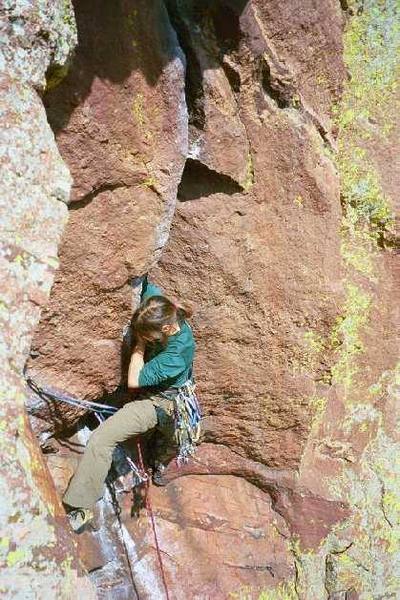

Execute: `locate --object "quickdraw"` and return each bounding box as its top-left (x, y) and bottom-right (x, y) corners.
top-left (165, 379), bottom-right (202, 464)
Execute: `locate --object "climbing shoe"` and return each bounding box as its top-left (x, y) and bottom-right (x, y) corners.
top-left (67, 507), bottom-right (94, 533)
top-left (152, 464), bottom-right (168, 487)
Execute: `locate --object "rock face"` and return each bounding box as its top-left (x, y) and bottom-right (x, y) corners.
top-left (25, 0), bottom-right (188, 438)
top-left (290, 2), bottom-right (400, 596)
top-left (4, 0), bottom-right (399, 599)
top-left (46, 433), bottom-right (297, 599)
top-left (0, 1), bottom-right (95, 597)
top-left (153, 0), bottom-right (346, 469)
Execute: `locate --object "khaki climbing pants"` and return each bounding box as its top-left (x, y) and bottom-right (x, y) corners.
top-left (63, 395), bottom-right (176, 509)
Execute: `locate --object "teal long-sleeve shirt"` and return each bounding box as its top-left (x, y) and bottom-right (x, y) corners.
top-left (137, 279), bottom-right (195, 388)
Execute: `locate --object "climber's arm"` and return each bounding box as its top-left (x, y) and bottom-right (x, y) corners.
top-left (127, 338), bottom-right (146, 388)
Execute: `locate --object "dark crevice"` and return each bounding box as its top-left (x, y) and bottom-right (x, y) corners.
top-left (330, 542), bottom-right (354, 555)
top-left (211, 2), bottom-right (242, 94)
top-left (68, 183), bottom-right (130, 211)
top-left (339, 0), bottom-right (364, 15)
top-left (376, 221), bottom-right (400, 251)
top-left (211, 2), bottom-right (242, 55)
top-left (222, 60), bottom-right (241, 93)
top-left (178, 159), bottom-right (243, 201)
top-left (310, 117), bottom-right (334, 150)
top-left (260, 59), bottom-right (292, 109)
top-left (292, 558), bottom-right (301, 599)
top-left (165, 0), bottom-right (206, 130)
top-left (165, 0), bottom-right (247, 127)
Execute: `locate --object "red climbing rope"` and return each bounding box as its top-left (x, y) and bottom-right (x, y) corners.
top-left (136, 439), bottom-right (171, 600)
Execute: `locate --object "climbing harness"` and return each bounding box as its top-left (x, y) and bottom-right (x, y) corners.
top-left (174, 379), bottom-right (202, 464)
top-left (160, 378), bottom-right (202, 465)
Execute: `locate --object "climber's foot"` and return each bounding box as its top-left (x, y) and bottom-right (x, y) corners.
top-left (67, 507), bottom-right (94, 533)
top-left (152, 464), bottom-right (168, 487)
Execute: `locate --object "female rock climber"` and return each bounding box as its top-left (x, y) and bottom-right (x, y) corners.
top-left (63, 276), bottom-right (201, 532)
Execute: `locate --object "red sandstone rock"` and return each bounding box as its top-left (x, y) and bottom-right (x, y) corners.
top-left (149, 0), bottom-right (345, 471)
top-left (46, 433), bottom-right (296, 599)
top-left (153, 443), bottom-right (350, 551)
top-left (168, 1), bottom-right (251, 185)
top-left (248, 0), bottom-right (345, 126)
top-left (153, 122), bottom-right (343, 469)
top-left (27, 185), bottom-right (163, 430)
top-left (17, 1), bottom-right (400, 598)
top-left (26, 0), bottom-right (188, 437)
top-left (128, 475), bottom-right (295, 599)
top-left (0, 2), bottom-right (96, 595)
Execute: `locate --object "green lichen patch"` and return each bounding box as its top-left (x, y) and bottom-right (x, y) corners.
top-left (257, 582), bottom-right (298, 600)
top-left (340, 233), bottom-right (376, 278)
top-left (289, 3), bottom-right (400, 597)
top-left (229, 582), bottom-right (298, 600)
top-left (293, 194), bottom-right (304, 208)
top-left (335, 0), bottom-right (400, 242)
top-left (308, 395), bottom-right (328, 432)
top-left (329, 283), bottom-right (371, 392)
top-left (240, 152), bottom-right (255, 192)
top-left (6, 548), bottom-right (27, 568)
top-left (338, 147), bottom-right (394, 239)
top-left (290, 329), bottom-right (329, 379)
top-left (304, 331), bottom-right (325, 356)
top-left (340, 0), bottom-right (400, 129)
top-left (131, 93), bottom-right (146, 127)
top-left (131, 93), bottom-right (155, 143)
top-left (328, 428), bottom-right (400, 595)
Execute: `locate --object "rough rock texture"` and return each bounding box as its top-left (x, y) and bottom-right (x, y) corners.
top-left (8, 0), bottom-right (400, 598)
top-left (0, 1), bottom-right (95, 598)
top-left (153, 0), bottom-right (346, 469)
top-left (167, 0), bottom-right (251, 187)
top-left (46, 432), bottom-right (297, 599)
top-left (25, 0), bottom-right (188, 438)
top-left (153, 0), bottom-right (399, 597)
top-left (289, 2), bottom-right (400, 596)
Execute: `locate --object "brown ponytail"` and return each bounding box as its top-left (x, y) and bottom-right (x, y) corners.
top-left (131, 294), bottom-right (194, 347)
top-left (175, 302), bottom-right (194, 320)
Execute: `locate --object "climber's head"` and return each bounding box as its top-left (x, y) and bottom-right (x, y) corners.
top-left (131, 295), bottom-right (193, 346)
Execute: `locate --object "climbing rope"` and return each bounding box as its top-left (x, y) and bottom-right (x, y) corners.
top-left (106, 473), bottom-right (141, 599)
top-left (136, 438), bottom-right (171, 600)
top-left (25, 375), bottom-right (118, 415)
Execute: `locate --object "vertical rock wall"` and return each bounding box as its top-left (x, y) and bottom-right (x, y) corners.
top-left (152, 1), bottom-right (400, 597)
top-left (153, 0), bottom-right (346, 468)
top-left (0, 1), bottom-right (95, 597)
top-left (25, 0), bottom-right (188, 440)
top-left (4, 0), bottom-right (399, 598)
top-left (291, 1), bottom-right (400, 597)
